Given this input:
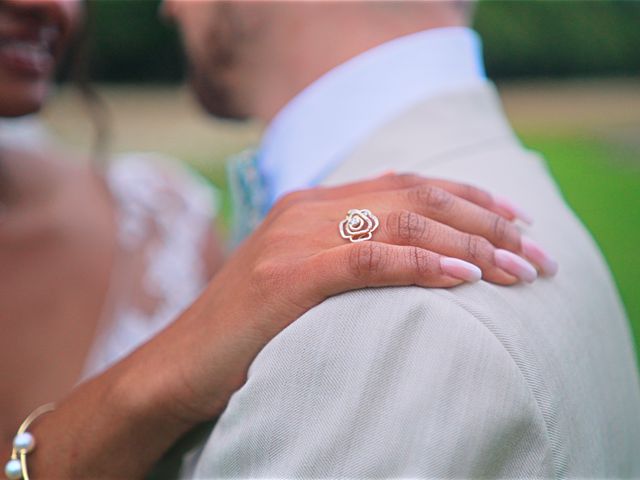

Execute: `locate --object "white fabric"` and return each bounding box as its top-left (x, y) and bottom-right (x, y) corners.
top-left (0, 116), bottom-right (55, 150)
top-left (183, 84), bottom-right (640, 478)
top-left (258, 27), bottom-right (486, 204)
top-left (82, 153), bottom-right (218, 379)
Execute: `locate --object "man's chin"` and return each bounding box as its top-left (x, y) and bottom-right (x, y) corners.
top-left (190, 75), bottom-right (248, 122)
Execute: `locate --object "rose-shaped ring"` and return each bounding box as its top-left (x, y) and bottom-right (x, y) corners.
top-left (339, 209), bottom-right (380, 243)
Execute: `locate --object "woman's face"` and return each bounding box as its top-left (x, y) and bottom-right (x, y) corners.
top-left (0, 0), bottom-right (83, 117)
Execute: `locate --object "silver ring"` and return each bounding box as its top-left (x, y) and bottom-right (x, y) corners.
top-left (339, 209), bottom-right (380, 243)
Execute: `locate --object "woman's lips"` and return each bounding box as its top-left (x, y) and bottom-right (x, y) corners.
top-left (0, 11), bottom-right (62, 77)
top-left (0, 38), bottom-right (54, 76)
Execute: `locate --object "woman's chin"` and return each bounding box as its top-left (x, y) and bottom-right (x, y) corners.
top-left (0, 85), bottom-right (48, 117)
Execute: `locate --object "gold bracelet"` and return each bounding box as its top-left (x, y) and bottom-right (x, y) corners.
top-left (4, 403), bottom-right (55, 480)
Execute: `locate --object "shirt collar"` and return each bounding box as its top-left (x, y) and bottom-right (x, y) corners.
top-left (258, 27), bottom-right (487, 205)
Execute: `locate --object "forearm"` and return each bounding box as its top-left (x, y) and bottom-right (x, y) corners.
top-left (1, 306), bottom-right (220, 479)
top-left (2, 355), bottom-right (192, 479)
top-left (1, 285), bottom-right (264, 480)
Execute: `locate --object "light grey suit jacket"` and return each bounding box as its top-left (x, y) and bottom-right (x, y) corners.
top-left (182, 84), bottom-right (640, 478)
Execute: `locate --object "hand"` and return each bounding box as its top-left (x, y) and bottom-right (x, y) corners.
top-left (158, 174), bottom-right (557, 426)
top-left (18, 174), bottom-right (557, 479)
top-left (261, 173), bottom-right (557, 289)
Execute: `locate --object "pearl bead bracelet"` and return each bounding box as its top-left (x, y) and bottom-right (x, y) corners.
top-left (4, 403), bottom-right (55, 480)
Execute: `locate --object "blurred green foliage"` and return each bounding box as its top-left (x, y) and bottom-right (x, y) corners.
top-left (477, 1), bottom-right (640, 78)
top-left (84, 0), bottom-right (640, 83)
top-left (87, 0), bottom-right (184, 83)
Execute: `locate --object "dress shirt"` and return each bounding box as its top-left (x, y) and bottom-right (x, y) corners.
top-left (257, 26), bottom-right (487, 206)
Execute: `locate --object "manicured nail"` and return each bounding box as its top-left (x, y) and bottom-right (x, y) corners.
top-left (494, 249), bottom-right (538, 283)
top-left (440, 257), bottom-right (482, 283)
top-left (521, 237), bottom-right (559, 277)
top-left (493, 195), bottom-right (534, 225)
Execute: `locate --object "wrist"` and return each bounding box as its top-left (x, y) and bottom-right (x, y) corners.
top-left (21, 362), bottom-right (195, 480)
top-left (143, 283), bottom-right (266, 426)
top-left (108, 335), bottom-right (202, 437)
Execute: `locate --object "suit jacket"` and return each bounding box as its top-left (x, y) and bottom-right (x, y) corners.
top-left (180, 84), bottom-right (640, 478)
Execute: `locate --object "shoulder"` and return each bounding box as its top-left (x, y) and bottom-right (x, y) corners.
top-left (251, 285), bottom-right (522, 380)
top-left (199, 286), bottom-right (555, 478)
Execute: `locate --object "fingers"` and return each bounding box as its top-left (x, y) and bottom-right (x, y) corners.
top-left (269, 176), bottom-right (557, 279)
top-left (403, 185), bottom-right (521, 253)
top-left (324, 174), bottom-right (533, 223)
top-left (403, 185), bottom-right (557, 276)
top-left (271, 173), bottom-right (529, 223)
top-left (398, 185), bottom-right (557, 275)
top-left (520, 237), bottom-right (559, 277)
top-left (377, 210), bottom-right (532, 284)
top-left (426, 179), bottom-right (531, 223)
top-left (310, 242), bottom-right (482, 298)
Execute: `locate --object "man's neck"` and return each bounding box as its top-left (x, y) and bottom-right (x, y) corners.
top-left (256, 27), bottom-right (486, 205)
top-left (252, 21), bottom-right (466, 123)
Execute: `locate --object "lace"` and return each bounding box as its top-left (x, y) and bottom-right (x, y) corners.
top-left (82, 153), bottom-right (218, 379)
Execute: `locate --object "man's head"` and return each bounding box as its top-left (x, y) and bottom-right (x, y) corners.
top-left (164, 0), bottom-right (472, 122)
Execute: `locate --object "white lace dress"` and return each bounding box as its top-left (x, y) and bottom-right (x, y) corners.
top-left (82, 153), bottom-right (219, 380)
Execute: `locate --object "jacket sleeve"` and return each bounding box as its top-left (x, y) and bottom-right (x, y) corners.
top-left (185, 286), bottom-right (555, 479)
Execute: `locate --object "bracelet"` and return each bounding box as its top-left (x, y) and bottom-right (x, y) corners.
top-left (4, 403), bottom-right (55, 480)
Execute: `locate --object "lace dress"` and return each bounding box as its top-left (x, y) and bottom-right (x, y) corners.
top-left (82, 153), bottom-right (219, 379)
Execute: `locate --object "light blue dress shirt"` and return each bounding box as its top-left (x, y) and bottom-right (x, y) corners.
top-left (257, 27), bottom-right (487, 207)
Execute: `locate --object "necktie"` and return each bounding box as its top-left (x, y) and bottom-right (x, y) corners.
top-left (226, 149), bottom-right (270, 246)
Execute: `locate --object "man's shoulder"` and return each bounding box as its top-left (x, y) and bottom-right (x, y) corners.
top-left (251, 284), bottom-right (520, 380)
top-left (196, 285), bottom-right (556, 479)
top-left (300, 284), bottom-right (484, 334)
top-left (272, 283), bottom-right (510, 343)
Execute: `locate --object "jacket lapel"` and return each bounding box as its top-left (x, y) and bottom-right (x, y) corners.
top-left (321, 83), bottom-right (520, 186)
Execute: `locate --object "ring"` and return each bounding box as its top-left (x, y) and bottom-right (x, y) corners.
top-left (339, 209), bottom-right (380, 243)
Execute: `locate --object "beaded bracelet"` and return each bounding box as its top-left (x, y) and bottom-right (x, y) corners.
top-left (4, 403), bottom-right (55, 480)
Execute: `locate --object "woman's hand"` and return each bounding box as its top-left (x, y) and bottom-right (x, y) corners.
top-left (16, 174), bottom-right (557, 479)
top-left (258, 173), bottom-right (556, 290)
top-left (154, 174), bottom-right (557, 427)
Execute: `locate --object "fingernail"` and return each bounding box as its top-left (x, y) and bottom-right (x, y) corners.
top-left (440, 257), bottom-right (482, 283)
top-left (521, 237), bottom-right (559, 277)
top-left (377, 170), bottom-right (396, 178)
top-left (494, 249), bottom-right (538, 283)
top-left (493, 195), bottom-right (534, 225)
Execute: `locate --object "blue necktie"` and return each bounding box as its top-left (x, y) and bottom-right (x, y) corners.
top-left (227, 149), bottom-right (270, 246)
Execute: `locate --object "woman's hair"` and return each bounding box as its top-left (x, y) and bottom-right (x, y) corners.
top-left (63, 0), bottom-right (112, 165)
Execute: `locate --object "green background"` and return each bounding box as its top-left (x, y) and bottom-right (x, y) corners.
top-left (79, 0), bottom-right (640, 82)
